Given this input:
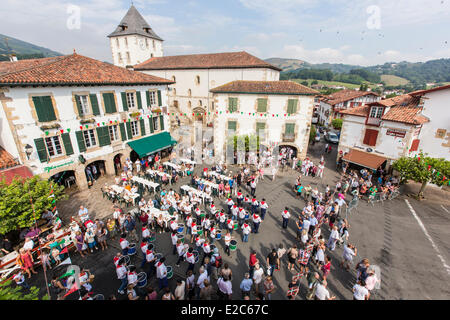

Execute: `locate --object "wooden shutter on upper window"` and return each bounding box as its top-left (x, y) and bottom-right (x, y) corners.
top-left (287, 99), bottom-right (298, 114)
top-left (363, 129), bottom-right (378, 146)
top-left (160, 115), bottom-right (164, 131)
top-left (34, 138), bottom-right (48, 163)
top-left (74, 95), bottom-right (83, 116)
top-left (61, 133), bottom-right (74, 155)
top-left (146, 91), bottom-right (151, 108)
top-left (257, 99), bottom-right (267, 112)
top-left (75, 131), bottom-right (86, 152)
top-left (285, 123), bottom-right (295, 135)
top-left (126, 122), bottom-right (132, 138)
top-left (140, 119), bottom-right (146, 136)
top-left (121, 92), bottom-right (128, 111)
top-left (136, 91), bottom-right (142, 109)
top-left (89, 94), bottom-right (100, 116)
top-left (157, 90), bottom-right (162, 106)
top-left (228, 121), bottom-right (236, 131)
top-left (33, 96), bottom-right (56, 122)
top-left (149, 117), bottom-right (154, 133)
top-left (119, 123), bottom-right (127, 141)
top-left (96, 127), bottom-right (111, 147)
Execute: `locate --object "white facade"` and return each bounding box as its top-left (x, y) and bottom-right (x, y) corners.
top-left (0, 84), bottom-right (169, 188)
top-left (212, 92), bottom-right (314, 161)
top-left (142, 68), bottom-right (280, 123)
top-left (413, 88), bottom-right (450, 160)
top-left (110, 35), bottom-right (163, 68)
top-left (339, 115), bottom-right (422, 167)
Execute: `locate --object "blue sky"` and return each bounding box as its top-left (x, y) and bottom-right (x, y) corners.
top-left (1, 0), bottom-right (450, 66)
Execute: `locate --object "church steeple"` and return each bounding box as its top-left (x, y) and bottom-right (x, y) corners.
top-left (108, 5), bottom-right (164, 67)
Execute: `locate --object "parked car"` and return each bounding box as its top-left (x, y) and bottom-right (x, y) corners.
top-left (325, 132), bottom-right (339, 144)
top-left (315, 132), bottom-right (321, 142)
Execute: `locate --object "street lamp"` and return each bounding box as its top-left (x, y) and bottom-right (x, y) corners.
top-left (25, 144), bottom-right (33, 160)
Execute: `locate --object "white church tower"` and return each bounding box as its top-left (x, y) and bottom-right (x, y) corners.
top-left (108, 5), bottom-right (163, 68)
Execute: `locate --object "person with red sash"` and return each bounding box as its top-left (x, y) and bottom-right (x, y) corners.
top-left (231, 204), bottom-right (239, 221)
top-left (127, 265), bottom-right (138, 288)
top-left (242, 220), bottom-right (252, 242)
top-left (226, 217), bottom-right (234, 235)
top-left (113, 252), bottom-right (123, 267)
top-left (119, 234), bottom-right (129, 255)
top-left (145, 247), bottom-right (156, 278)
top-left (116, 260), bottom-right (128, 295)
top-left (190, 221), bottom-right (198, 243)
top-left (237, 190), bottom-right (244, 206)
top-left (226, 198), bottom-right (234, 215)
top-left (140, 239), bottom-right (148, 268)
top-left (252, 212), bottom-right (262, 234)
top-left (260, 199), bottom-right (268, 220)
top-left (171, 231), bottom-right (178, 255)
top-left (185, 247), bottom-right (196, 274)
top-left (219, 210), bottom-right (226, 229)
top-left (141, 223), bottom-right (150, 242)
top-left (282, 207), bottom-right (291, 229)
top-left (238, 207), bottom-right (247, 225)
top-left (175, 240), bottom-right (187, 267)
top-left (156, 257), bottom-right (168, 289)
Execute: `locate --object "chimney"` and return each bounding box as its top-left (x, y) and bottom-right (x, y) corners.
top-left (9, 54), bottom-right (18, 62)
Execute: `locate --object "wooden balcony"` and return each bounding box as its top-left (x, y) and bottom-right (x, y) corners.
top-left (282, 134), bottom-right (295, 142)
top-left (366, 117), bottom-right (382, 126)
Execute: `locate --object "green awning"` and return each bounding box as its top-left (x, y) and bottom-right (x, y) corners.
top-left (127, 132), bottom-right (177, 158)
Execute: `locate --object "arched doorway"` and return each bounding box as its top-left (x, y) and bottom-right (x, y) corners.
top-left (278, 144), bottom-right (298, 158)
top-left (113, 153), bottom-right (123, 176)
top-left (49, 170), bottom-right (76, 188)
top-left (85, 160), bottom-right (106, 185)
top-left (193, 107), bottom-right (205, 124)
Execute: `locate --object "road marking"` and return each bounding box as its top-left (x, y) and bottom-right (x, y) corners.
top-left (441, 205), bottom-right (449, 214)
top-left (405, 199), bottom-right (450, 276)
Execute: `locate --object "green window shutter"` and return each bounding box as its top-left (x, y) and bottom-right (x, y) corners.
top-left (102, 93), bottom-right (110, 114)
top-left (136, 91), bottom-right (142, 109)
top-left (103, 93), bottom-right (117, 114)
top-left (146, 91), bottom-right (151, 108)
top-left (149, 117), bottom-right (154, 133)
top-left (34, 138), bottom-right (48, 163)
top-left (74, 95), bottom-right (83, 116)
top-left (75, 131), bottom-right (86, 152)
top-left (33, 96), bottom-right (56, 122)
top-left (119, 123), bottom-right (127, 141)
top-left (157, 90), bottom-right (162, 106)
top-left (140, 119), bottom-right (146, 136)
top-left (228, 121), bottom-right (236, 131)
top-left (61, 133), bottom-right (74, 156)
top-left (96, 126), bottom-right (110, 147)
top-left (256, 122), bottom-right (265, 131)
top-left (285, 123), bottom-right (295, 135)
top-left (121, 92), bottom-right (128, 111)
top-left (257, 98), bottom-right (267, 112)
top-left (42, 96), bottom-right (56, 121)
top-left (160, 115), bottom-right (164, 131)
top-left (89, 94), bottom-right (100, 116)
top-left (228, 98), bottom-right (237, 113)
top-left (126, 122), bottom-right (132, 139)
top-left (287, 99), bottom-right (298, 114)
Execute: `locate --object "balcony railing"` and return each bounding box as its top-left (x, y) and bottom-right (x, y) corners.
top-left (367, 117), bottom-right (382, 126)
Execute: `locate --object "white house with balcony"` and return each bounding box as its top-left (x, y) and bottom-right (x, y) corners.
top-left (210, 80), bottom-right (318, 162)
top-left (0, 53), bottom-right (174, 188)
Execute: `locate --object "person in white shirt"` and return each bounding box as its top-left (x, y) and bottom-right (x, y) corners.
top-left (156, 257), bottom-right (168, 289)
top-left (327, 226), bottom-right (340, 251)
top-left (315, 280), bottom-right (335, 300)
top-left (353, 280), bottom-right (369, 300)
top-left (116, 261), bottom-right (128, 295)
top-left (175, 279), bottom-right (186, 300)
top-left (195, 266), bottom-right (209, 299)
top-left (241, 221), bottom-right (252, 242)
top-left (341, 243), bottom-right (357, 271)
top-left (217, 276), bottom-right (233, 300)
top-left (252, 263), bottom-right (264, 295)
top-left (22, 237), bottom-right (34, 251)
top-left (78, 206), bottom-right (89, 223)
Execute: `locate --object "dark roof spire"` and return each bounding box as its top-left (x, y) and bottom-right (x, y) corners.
top-left (108, 5), bottom-right (163, 41)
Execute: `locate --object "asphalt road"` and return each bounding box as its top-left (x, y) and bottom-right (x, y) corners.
top-left (25, 139), bottom-right (450, 300)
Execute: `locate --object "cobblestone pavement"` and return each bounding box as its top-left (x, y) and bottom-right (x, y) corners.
top-left (27, 140), bottom-right (450, 300)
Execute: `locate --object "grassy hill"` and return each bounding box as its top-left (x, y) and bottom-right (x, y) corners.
top-left (380, 74), bottom-right (409, 86)
top-left (292, 79), bottom-right (378, 90)
top-left (265, 58), bottom-right (306, 72)
top-left (0, 33), bottom-right (62, 61)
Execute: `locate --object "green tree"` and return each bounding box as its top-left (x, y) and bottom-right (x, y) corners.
top-left (309, 124), bottom-right (317, 143)
top-left (0, 280), bottom-right (49, 300)
top-left (359, 83), bottom-right (369, 91)
top-left (392, 152), bottom-right (450, 199)
top-left (0, 176), bottom-right (66, 235)
top-left (331, 118), bottom-right (343, 130)
top-left (301, 81), bottom-right (309, 86)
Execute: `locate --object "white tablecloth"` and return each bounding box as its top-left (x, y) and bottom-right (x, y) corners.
top-left (163, 162), bottom-right (181, 171)
top-left (111, 185), bottom-right (124, 194)
top-left (131, 176), bottom-right (160, 192)
top-left (208, 171), bottom-right (231, 181)
top-left (180, 158), bottom-right (196, 166)
top-left (180, 185), bottom-right (212, 202)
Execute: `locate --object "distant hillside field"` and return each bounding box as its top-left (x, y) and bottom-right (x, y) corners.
top-left (292, 79), bottom-right (378, 90)
top-left (381, 74), bottom-right (409, 86)
top-left (0, 33), bottom-right (61, 60)
top-left (265, 58), bottom-right (306, 72)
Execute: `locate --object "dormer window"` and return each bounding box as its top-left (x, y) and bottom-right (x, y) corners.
top-left (370, 106), bottom-right (384, 118)
top-left (120, 24), bottom-right (128, 31)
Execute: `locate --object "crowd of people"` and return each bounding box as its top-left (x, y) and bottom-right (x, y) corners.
top-left (2, 143), bottom-right (399, 301)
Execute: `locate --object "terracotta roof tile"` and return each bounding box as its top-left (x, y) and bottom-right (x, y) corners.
top-left (322, 89), bottom-right (378, 106)
top-left (342, 149), bottom-right (387, 170)
top-left (410, 84), bottom-right (450, 96)
top-left (0, 165), bottom-right (34, 184)
top-left (0, 53), bottom-right (173, 86)
top-left (210, 80), bottom-right (318, 95)
top-left (134, 51), bottom-right (281, 71)
top-left (0, 147), bottom-right (18, 170)
top-left (340, 93), bottom-right (430, 125)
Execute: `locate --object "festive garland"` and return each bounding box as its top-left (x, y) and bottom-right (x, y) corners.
top-left (413, 154), bottom-right (449, 185)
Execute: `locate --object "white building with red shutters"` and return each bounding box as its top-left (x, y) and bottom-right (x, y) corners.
top-left (338, 93), bottom-right (430, 170)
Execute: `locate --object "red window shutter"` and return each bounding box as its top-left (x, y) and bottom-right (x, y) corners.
top-left (369, 130), bottom-right (378, 146)
top-left (410, 139), bottom-right (420, 151)
top-left (363, 129), bottom-right (371, 145)
top-left (364, 129), bottom-right (378, 146)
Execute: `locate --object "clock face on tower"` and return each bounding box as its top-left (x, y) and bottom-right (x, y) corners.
top-left (139, 39), bottom-right (146, 50)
